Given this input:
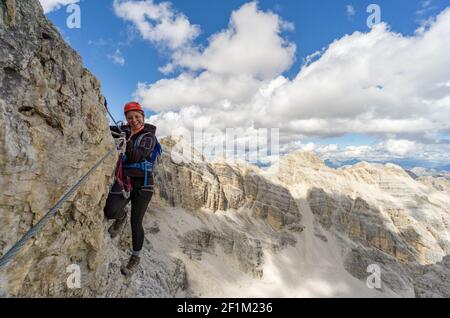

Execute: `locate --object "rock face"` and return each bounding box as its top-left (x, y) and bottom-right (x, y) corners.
top-left (1, 0), bottom-right (449, 298)
top-left (417, 176), bottom-right (450, 193)
top-left (156, 137), bottom-right (302, 232)
top-left (144, 139), bottom-right (448, 298)
top-left (0, 0), bottom-right (187, 297)
top-left (271, 153), bottom-right (449, 297)
top-left (413, 254), bottom-right (450, 298)
top-left (411, 167), bottom-right (450, 179)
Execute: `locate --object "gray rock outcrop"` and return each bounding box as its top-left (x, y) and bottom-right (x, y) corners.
top-left (0, 0), bottom-right (187, 297)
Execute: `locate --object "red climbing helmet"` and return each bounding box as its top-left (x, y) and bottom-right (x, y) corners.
top-left (124, 101), bottom-right (144, 115)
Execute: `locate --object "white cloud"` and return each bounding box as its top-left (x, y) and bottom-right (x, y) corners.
top-left (39, 0), bottom-right (79, 14)
top-left (303, 50), bottom-right (324, 67)
top-left (141, 5), bottom-right (450, 164)
top-left (417, 0), bottom-right (437, 16)
top-left (109, 49), bottom-right (125, 66)
top-left (385, 139), bottom-right (416, 156)
top-left (341, 145), bottom-right (374, 158)
top-left (416, 15), bottom-right (436, 34)
top-left (135, 73), bottom-right (262, 112)
top-left (168, 2), bottom-right (296, 79)
top-left (299, 142), bottom-right (317, 152)
top-left (311, 141), bottom-right (450, 165)
top-left (346, 5), bottom-right (356, 18)
top-left (113, 0), bottom-right (200, 50)
top-left (266, 9), bottom-right (450, 136)
top-left (158, 63), bottom-right (176, 75)
top-left (136, 2), bottom-right (296, 111)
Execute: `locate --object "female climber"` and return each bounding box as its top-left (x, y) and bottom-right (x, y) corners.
top-left (104, 101), bottom-right (161, 277)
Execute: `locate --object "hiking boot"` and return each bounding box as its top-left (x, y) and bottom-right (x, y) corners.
top-left (121, 255), bottom-right (140, 277)
top-left (108, 215), bottom-right (126, 239)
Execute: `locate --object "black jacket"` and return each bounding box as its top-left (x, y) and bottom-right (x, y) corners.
top-left (110, 123), bottom-right (157, 181)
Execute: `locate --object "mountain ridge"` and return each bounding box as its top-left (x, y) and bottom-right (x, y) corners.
top-left (0, 0), bottom-right (448, 298)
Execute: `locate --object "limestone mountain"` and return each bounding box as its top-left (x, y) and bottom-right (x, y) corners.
top-left (0, 0), bottom-right (449, 298)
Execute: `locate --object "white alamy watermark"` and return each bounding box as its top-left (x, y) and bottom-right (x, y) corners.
top-left (66, 3), bottom-right (81, 29)
top-left (168, 124), bottom-right (280, 169)
top-left (66, 264), bottom-right (81, 289)
top-left (366, 4), bottom-right (382, 28)
top-left (366, 264), bottom-right (382, 289)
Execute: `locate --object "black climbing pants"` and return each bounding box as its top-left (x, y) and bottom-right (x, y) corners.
top-left (104, 179), bottom-right (153, 252)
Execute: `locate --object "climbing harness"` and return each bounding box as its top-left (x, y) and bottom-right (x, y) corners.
top-left (108, 130), bottom-right (133, 199)
top-left (110, 153), bottom-right (132, 199)
top-left (121, 134), bottom-right (163, 193)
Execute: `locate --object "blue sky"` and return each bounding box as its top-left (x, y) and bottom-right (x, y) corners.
top-left (41, 0), bottom-right (450, 168)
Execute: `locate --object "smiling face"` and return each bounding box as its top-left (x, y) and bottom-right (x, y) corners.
top-left (126, 110), bottom-right (145, 131)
